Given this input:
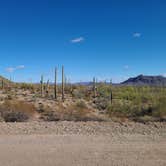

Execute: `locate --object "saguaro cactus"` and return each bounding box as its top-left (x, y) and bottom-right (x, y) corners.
top-left (54, 67), bottom-right (58, 100)
top-left (45, 79), bottom-right (49, 97)
top-left (40, 75), bottom-right (44, 97)
top-left (93, 77), bottom-right (97, 98)
top-left (110, 90), bottom-right (113, 104)
top-left (110, 79), bottom-right (113, 104)
top-left (69, 79), bottom-right (73, 96)
top-left (62, 66), bottom-right (65, 101)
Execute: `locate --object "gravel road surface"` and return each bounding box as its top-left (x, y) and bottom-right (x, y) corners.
top-left (0, 121), bottom-right (165, 166)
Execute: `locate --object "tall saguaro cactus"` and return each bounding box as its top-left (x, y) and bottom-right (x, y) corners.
top-left (40, 75), bottom-right (44, 97)
top-left (93, 77), bottom-right (97, 98)
top-left (69, 79), bottom-right (73, 96)
top-left (110, 79), bottom-right (113, 104)
top-left (54, 67), bottom-right (58, 100)
top-left (45, 79), bottom-right (49, 97)
top-left (62, 66), bottom-right (65, 101)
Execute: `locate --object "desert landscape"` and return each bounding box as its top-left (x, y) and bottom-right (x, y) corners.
top-left (0, 0), bottom-right (166, 165)
top-left (0, 73), bottom-right (166, 166)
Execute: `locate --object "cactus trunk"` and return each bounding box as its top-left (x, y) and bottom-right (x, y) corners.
top-left (45, 79), bottom-right (49, 97)
top-left (54, 67), bottom-right (57, 100)
top-left (40, 75), bottom-right (44, 97)
top-left (93, 77), bottom-right (97, 98)
top-left (62, 66), bottom-right (65, 101)
top-left (110, 79), bottom-right (113, 104)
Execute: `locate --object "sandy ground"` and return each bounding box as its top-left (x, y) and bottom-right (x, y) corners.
top-left (0, 122), bottom-right (166, 166)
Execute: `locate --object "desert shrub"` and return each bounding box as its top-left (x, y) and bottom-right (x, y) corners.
top-left (72, 89), bottom-right (85, 99)
top-left (133, 115), bottom-right (157, 123)
top-left (36, 103), bottom-right (45, 113)
top-left (97, 85), bottom-right (112, 98)
top-left (40, 111), bottom-right (60, 121)
top-left (106, 100), bottom-right (132, 117)
top-left (42, 100), bottom-right (103, 122)
top-left (19, 83), bottom-right (35, 91)
top-left (75, 100), bottom-right (88, 109)
top-left (3, 100), bottom-right (36, 114)
top-left (95, 97), bottom-right (110, 110)
top-left (101, 86), bottom-right (165, 118)
top-left (62, 101), bottom-right (90, 121)
top-left (0, 99), bottom-right (36, 122)
top-left (2, 111), bottom-right (29, 122)
top-left (152, 97), bottom-right (166, 118)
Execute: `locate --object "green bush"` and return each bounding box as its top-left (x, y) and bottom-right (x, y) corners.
top-left (94, 97), bottom-right (110, 110)
top-left (106, 100), bottom-right (132, 117)
top-left (152, 97), bottom-right (166, 118)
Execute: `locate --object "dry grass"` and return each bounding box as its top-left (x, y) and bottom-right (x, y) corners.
top-left (0, 99), bottom-right (37, 122)
top-left (40, 100), bottom-right (103, 122)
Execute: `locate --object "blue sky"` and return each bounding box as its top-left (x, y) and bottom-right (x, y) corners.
top-left (0, 0), bottom-right (166, 83)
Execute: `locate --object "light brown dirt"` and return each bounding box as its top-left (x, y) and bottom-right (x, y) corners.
top-left (0, 121), bottom-right (166, 166)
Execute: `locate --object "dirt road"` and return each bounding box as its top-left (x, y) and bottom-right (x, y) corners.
top-left (0, 122), bottom-right (165, 166)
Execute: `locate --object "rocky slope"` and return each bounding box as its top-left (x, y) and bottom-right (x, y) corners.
top-left (122, 75), bottom-right (166, 86)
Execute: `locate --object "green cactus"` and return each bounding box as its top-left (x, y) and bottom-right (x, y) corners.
top-left (62, 66), bottom-right (65, 101)
top-left (45, 79), bottom-right (49, 97)
top-left (40, 75), bottom-right (44, 97)
top-left (93, 77), bottom-right (97, 98)
top-left (54, 67), bottom-right (58, 100)
top-left (110, 79), bottom-right (113, 104)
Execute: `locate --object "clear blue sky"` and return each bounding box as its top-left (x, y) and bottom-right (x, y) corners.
top-left (0, 0), bottom-right (165, 83)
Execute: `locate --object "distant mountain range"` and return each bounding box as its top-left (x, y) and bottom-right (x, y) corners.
top-left (121, 75), bottom-right (166, 86)
top-left (0, 74), bottom-right (166, 86)
top-left (75, 75), bottom-right (166, 86)
top-left (50, 75), bottom-right (166, 86)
